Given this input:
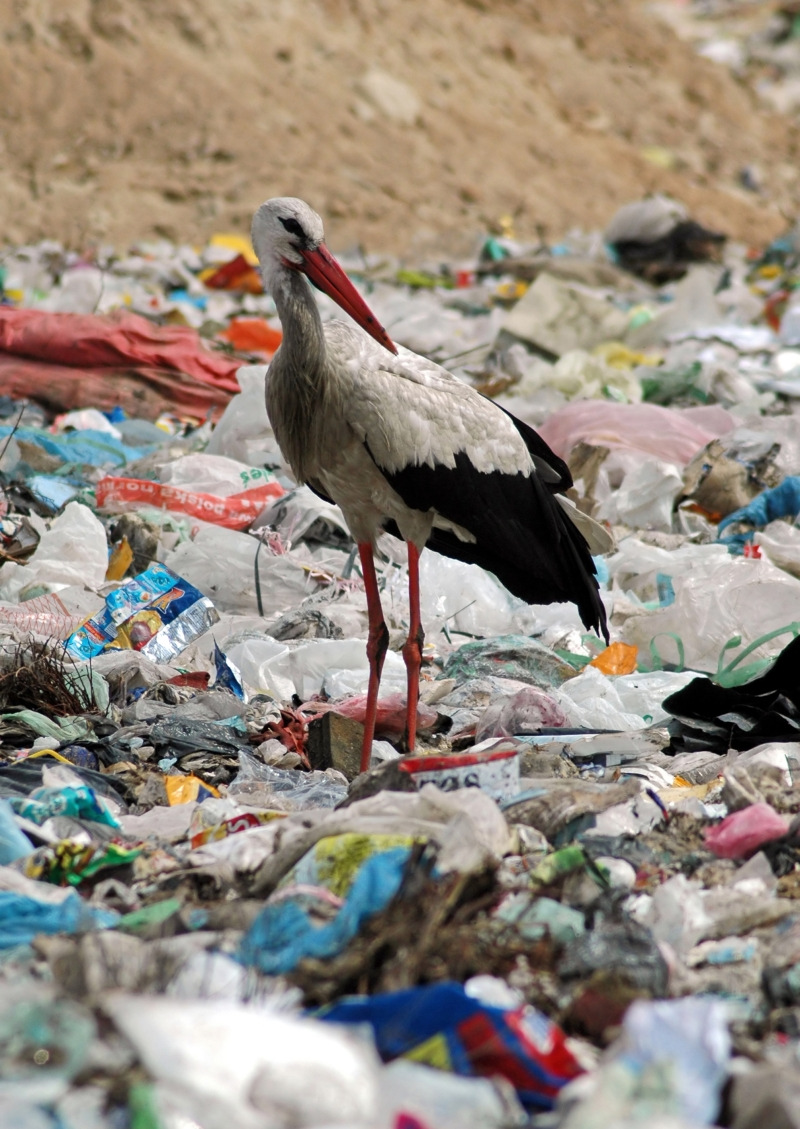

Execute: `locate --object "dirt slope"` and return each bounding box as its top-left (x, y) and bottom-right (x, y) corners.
top-left (1, 0), bottom-right (797, 255)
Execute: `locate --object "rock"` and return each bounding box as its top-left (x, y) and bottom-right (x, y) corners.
top-left (354, 69), bottom-right (421, 126)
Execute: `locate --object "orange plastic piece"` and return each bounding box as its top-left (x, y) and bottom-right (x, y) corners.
top-left (96, 475), bottom-right (284, 531)
top-left (219, 317), bottom-right (283, 358)
top-left (589, 641), bottom-right (638, 675)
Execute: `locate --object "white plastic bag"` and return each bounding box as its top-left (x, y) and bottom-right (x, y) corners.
top-left (266, 637), bottom-right (406, 700)
top-left (253, 485), bottom-right (351, 543)
top-left (160, 452), bottom-right (273, 497)
top-left (0, 502), bottom-right (108, 602)
top-left (623, 555), bottom-right (800, 673)
top-left (205, 364), bottom-right (284, 468)
top-left (595, 458), bottom-right (683, 531)
top-left (755, 520), bottom-right (800, 579)
top-left (553, 666), bottom-right (652, 731)
top-left (224, 636), bottom-right (290, 698)
top-left (607, 536), bottom-right (730, 605)
top-left (387, 552), bottom-right (534, 639)
top-left (104, 994), bottom-right (380, 1129)
top-left (165, 527), bottom-right (322, 616)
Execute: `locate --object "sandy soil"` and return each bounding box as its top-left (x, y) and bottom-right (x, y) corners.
top-left (1, 0), bottom-right (798, 256)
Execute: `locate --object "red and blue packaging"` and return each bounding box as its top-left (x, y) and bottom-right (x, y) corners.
top-left (318, 981), bottom-right (583, 1110)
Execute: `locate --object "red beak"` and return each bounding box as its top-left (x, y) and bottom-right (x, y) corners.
top-left (301, 243), bottom-right (398, 355)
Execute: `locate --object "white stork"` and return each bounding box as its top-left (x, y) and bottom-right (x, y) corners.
top-left (251, 198), bottom-right (609, 773)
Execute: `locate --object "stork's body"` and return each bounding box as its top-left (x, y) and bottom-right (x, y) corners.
top-left (252, 198), bottom-right (609, 772)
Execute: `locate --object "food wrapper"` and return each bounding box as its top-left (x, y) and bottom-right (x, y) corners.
top-left (189, 803), bottom-right (285, 848)
top-left (65, 562), bottom-right (219, 663)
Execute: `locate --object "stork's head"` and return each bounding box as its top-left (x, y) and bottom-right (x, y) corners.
top-left (252, 197), bottom-right (397, 354)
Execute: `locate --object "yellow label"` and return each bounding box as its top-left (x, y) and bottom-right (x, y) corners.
top-left (404, 1033), bottom-right (452, 1071)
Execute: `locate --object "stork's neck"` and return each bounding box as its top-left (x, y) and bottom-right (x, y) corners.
top-left (271, 267), bottom-right (327, 380)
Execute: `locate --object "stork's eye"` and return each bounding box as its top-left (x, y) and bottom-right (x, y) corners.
top-left (279, 216), bottom-right (305, 239)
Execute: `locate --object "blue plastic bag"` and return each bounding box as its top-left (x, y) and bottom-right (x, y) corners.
top-left (238, 845), bottom-right (410, 974)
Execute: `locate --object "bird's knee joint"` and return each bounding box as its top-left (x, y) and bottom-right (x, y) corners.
top-left (367, 621), bottom-right (389, 663)
top-left (402, 627), bottom-right (424, 666)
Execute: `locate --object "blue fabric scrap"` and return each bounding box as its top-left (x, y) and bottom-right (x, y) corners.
top-left (0, 891), bottom-right (118, 950)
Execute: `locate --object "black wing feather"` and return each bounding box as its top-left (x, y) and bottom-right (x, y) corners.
top-left (495, 402), bottom-right (572, 491)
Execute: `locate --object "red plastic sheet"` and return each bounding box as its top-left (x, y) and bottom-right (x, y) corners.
top-left (0, 308), bottom-right (242, 421)
top-left (96, 476), bottom-right (284, 530)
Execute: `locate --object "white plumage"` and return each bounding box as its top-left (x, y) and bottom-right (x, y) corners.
top-left (252, 197), bottom-right (609, 771)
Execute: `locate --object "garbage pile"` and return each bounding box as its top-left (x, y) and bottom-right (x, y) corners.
top-left (4, 201), bottom-right (800, 1127)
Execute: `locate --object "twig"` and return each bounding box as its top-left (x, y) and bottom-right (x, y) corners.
top-left (0, 405), bottom-right (25, 467)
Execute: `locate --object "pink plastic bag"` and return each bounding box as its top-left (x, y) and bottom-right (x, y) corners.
top-left (538, 401), bottom-right (735, 466)
top-left (475, 686), bottom-right (569, 741)
top-left (302, 692), bottom-right (438, 741)
top-left (704, 801), bottom-right (789, 859)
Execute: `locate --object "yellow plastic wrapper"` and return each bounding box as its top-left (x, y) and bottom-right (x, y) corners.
top-left (164, 774), bottom-right (220, 806)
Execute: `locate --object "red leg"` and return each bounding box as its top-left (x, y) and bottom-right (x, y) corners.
top-left (358, 542), bottom-right (388, 774)
top-left (402, 541), bottom-right (424, 753)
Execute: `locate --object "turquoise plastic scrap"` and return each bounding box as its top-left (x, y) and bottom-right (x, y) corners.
top-left (9, 784), bottom-right (120, 829)
top-left (237, 845), bottom-right (410, 974)
top-left (0, 797), bottom-right (33, 864)
top-left (495, 894), bottom-right (585, 945)
top-left (0, 891), bottom-right (118, 949)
